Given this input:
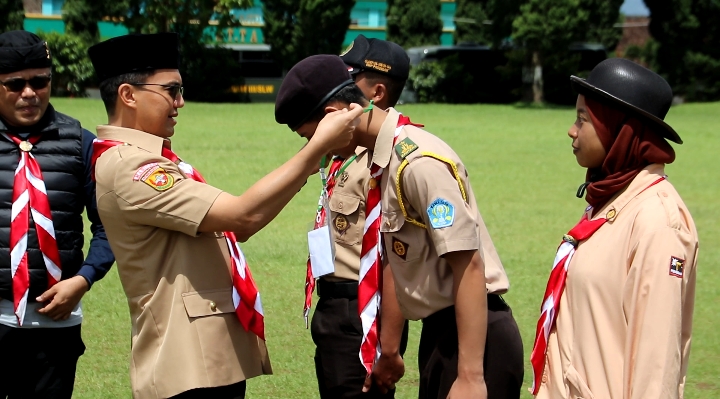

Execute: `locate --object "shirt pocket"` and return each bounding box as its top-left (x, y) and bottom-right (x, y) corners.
top-left (564, 364), bottom-right (595, 399)
top-left (329, 192), bottom-right (363, 246)
top-left (181, 289), bottom-right (235, 318)
top-left (382, 211), bottom-right (423, 263)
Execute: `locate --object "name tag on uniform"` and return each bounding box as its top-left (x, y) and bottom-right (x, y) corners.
top-left (308, 226), bottom-right (335, 277)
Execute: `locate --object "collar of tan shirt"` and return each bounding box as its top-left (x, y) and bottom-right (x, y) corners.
top-left (588, 163), bottom-right (667, 221)
top-left (371, 107), bottom-right (401, 169)
top-left (96, 125), bottom-right (169, 156)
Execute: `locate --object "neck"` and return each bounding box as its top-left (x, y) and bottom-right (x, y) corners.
top-left (355, 108), bottom-right (388, 150)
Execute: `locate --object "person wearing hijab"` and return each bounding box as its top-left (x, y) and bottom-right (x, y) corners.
top-left (530, 58), bottom-right (699, 399)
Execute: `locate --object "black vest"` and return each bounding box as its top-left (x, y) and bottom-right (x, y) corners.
top-left (0, 105), bottom-right (86, 301)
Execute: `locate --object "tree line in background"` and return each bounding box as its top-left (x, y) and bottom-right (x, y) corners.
top-left (0, 0), bottom-right (717, 103)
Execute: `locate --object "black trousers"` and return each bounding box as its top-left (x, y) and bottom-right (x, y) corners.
top-left (170, 381), bottom-right (246, 399)
top-left (0, 324), bottom-right (85, 399)
top-left (418, 296), bottom-right (524, 399)
top-left (311, 293), bottom-right (410, 399)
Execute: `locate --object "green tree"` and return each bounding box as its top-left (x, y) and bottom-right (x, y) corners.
top-left (386, 0), bottom-right (442, 48)
top-left (513, 0), bottom-right (589, 103)
top-left (0, 0), bottom-right (25, 32)
top-left (454, 0), bottom-right (491, 45)
top-left (583, 0), bottom-right (623, 50)
top-left (645, 0), bottom-right (720, 100)
top-left (62, 0), bottom-right (128, 43)
top-left (262, 0), bottom-right (356, 71)
top-left (485, 0), bottom-right (523, 46)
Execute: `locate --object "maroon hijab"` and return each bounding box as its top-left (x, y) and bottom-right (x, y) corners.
top-left (583, 96), bottom-right (676, 209)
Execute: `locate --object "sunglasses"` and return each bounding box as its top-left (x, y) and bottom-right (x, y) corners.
top-left (130, 83), bottom-right (184, 100)
top-left (0, 76), bottom-right (52, 92)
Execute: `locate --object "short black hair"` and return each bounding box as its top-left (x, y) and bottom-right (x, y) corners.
top-left (99, 71), bottom-right (154, 115)
top-left (308, 84), bottom-right (369, 123)
top-left (361, 71), bottom-right (406, 107)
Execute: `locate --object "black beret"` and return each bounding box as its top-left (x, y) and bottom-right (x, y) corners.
top-left (0, 31), bottom-right (52, 74)
top-left (275, 55), bottom-right (354, 131)
top-left (88, 33), bottom-right (180, 82)
top-left (340, 35), bottom-right (410, 81)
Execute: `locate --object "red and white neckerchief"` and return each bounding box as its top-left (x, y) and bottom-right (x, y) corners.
top-left (2, 133), bottom-right (62, 326)
top-left (92, 139), bottom-right (265, 340)
top-left (304, 158), bottom-right (344, 326)
top-left (529, 175), bottom-right (667, 394)
top-left (358, 114), bottom-right (423, 374)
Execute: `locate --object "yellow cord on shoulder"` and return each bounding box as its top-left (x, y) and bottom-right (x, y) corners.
top-left (395, 152), bottom-right (468, 229)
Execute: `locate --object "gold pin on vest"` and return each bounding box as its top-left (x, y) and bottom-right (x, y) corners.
top-left (19, 141), bottom-right (33, 152)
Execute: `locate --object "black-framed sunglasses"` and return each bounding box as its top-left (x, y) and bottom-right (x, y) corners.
top-left (130, 83), bottom-right (184, 100)
top-left (0, 75), bottom-right (52, 92)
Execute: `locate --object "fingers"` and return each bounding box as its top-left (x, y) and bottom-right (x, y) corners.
top-left (35, 285), bottom-right (58, 303)
top-left (362, 374), bottom-right (373, 393)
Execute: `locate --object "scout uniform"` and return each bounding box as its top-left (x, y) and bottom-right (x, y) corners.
top-left (94, 127), bottom-right (271, 399)
top-left (535, 165), bottom-right (698, 399)
top-left (531, 59), bottom-right (699, 399)
top-left (372, 108), bottom-right (524, 398)
top-left (88, 34), bottom-right (271, 399)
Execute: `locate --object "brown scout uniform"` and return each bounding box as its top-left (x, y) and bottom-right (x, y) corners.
top-left (372, 109), bottom-right (509, 320)
top-left (536, 164), bottom-right (699, 399)
top-left (93, 126), bottom-right (271, 399)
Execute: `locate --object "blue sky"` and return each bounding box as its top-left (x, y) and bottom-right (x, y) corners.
top-left (621, 0), bottom-right (650, 16)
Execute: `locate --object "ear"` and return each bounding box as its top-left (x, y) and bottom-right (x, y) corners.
top-left (372, 83), bottom-right (387, 105)
top-left (117, 83), bottom-right (138, 111)
top-left (323, 104), bottom-right (342, 114)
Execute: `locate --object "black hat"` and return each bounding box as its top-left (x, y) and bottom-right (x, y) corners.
top-left (88, 33), bottom-right (180, 82)
top-left (275, 55), bottom-right (354, 131)
top-left (570, 58), bottom-right (681, 144)
top-left (0, 31), bottom-right (52, 74)
top-left (340, 35), bottom-right (410, 81)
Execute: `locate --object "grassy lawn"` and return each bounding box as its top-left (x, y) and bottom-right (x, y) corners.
top-left (49, 98), bottom-right (719, 398)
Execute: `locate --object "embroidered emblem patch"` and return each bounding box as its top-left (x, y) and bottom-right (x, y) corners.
top-left (391, 237), bottom-right (408, 260)
top-left (427, 198), bottom-right (455, 229)
top-left (394, 138), bottom-right (419, 159)
top-left (669, 256), bottom-right (685, 278)
top-left (334, 215), bottom-right (349, 234)
top-left (142, 168), bottom-right (174, 191)
top-left (133, 162), bottom-right (160, 181)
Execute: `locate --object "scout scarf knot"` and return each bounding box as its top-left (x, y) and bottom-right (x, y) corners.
top-left (530, 175), bottom-right (667, 394)
top-left (2, 133), bottom-right (62, 326)
top-left (92, 139), bottom-right (266, 340)
top-left (359, 115), bottom-right (422, 374)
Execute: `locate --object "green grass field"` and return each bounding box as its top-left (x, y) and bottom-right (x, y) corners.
top-left (48, 98), bottom-right (719, 398)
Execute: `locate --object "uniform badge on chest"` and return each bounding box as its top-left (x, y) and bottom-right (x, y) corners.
top-left (334, 215), bottom-right (349, 234)
top-left (338, 171), bottom-right (349, 187)
top-left (391, 237), bottom-right (409, 260)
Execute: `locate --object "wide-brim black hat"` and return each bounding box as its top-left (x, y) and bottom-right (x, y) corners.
top-left (570, 58), bottom-right (682, 144)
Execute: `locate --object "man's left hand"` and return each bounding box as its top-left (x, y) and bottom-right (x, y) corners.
top-left (362, 352), bottom-right (405, 394)
top-left (36, 276), bottom-right (89, 321)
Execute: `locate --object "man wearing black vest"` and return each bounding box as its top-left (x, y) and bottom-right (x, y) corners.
top-left (0, 31), bottom-right (114, 398)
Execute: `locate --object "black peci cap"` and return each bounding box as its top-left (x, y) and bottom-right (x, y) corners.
top-left (571, 58), bottom-right (681, 144)
top-left (340, 34), bottom-right (410, 80)
top-left (0, 31), bottom-right (53, 74)
top-left (88, 33), bottom-right (180, 83)
top-left (275, 55), bottom-right (354, 131)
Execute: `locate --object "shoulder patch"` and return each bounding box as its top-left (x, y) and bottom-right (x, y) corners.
top-left (669, 256), bottom-right (685, 278)
top-left (140, 166), bottom-right (175, 191)
top-left (394, 138), bottom-right (419, 159)
top-left (426, 198), bottom-right (455, 229)
top-left (133, 163), bottom-right (160, 181)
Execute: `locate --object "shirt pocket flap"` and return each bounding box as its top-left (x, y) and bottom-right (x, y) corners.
top-left (380, 211), bottom-right (406, 233)
top-left (181, 289), bottom-right (235, 318)
top-left (329, 193), bottom-right (361, 215)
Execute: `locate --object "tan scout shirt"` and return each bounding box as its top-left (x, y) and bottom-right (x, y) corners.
top-left (373, 109), bottom-right (510, 321)
top-left (325, 147), bottom-right (372, 281)
top-left (94, 126), bottom-right (271, 399)
top-left (536, 164), bottom-right (698, 399)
